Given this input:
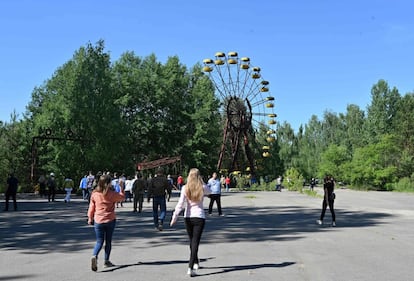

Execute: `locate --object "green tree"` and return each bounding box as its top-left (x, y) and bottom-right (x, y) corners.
top-left (345, 134), bottom-right (399, 189)
top-left (319, 144), bottom-right (350, 182)
top-left (365, 80), bottom-right (401, 142)
top-left (393, 93), bottom-right (414, 178)
top-left (183, 65), bottom-right (222, 175)
top-left (344, 104), bottom-right (366, 151)
top-left (27, 40), bottom-right (127, 179)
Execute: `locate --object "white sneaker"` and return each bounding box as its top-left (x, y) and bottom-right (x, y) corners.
top-left (193, 263), bottom-right (199, 270)
top-left (332, 221), bottom-right (336, 227)
top-left (316, 219), bottom-right (322, 225)
top-left (187, 268), bottom-right (195, 277)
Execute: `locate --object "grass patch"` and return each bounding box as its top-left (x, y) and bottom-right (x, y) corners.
top-left (303, 189), bottom-right (318, 197)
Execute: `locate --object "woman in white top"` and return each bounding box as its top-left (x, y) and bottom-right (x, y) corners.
top-left (170, 168), bottom-right (211, 277)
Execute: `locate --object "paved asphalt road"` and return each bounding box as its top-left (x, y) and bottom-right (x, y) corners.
top-left (1, 187), bottom-right (413, 281)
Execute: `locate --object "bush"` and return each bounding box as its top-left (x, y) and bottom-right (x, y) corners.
top-left (392, 177), bottom-right (414, 192)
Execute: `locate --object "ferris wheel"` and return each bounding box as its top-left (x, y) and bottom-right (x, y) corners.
top-left (202, 51), bottom-right (277, 177)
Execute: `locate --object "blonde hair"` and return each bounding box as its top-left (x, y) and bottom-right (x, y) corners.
top-left (185, 168), bottom-right (204, 202)
top-left (93, 175), bottom-right (112, 196)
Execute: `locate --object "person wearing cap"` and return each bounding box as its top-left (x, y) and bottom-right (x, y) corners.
top-left (147, 167), bottom-right (171, 231)
top-left (47, 173), bottom-right (57, 202)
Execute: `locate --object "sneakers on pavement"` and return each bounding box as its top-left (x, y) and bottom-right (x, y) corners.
top-left (332, 221), bottom-right (336, 227)
top-left (193, 263), bottom-right (200, 270)
top-left (316, 219), bottom-right (322, 225)
top-left (187, 268), bottom-right (196, 277)
top-left (91, 256), bottom-right (97, 272)
top-left (104, 261), bottom-right (115, 268)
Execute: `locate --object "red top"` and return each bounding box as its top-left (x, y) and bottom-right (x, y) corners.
top-left (177, 176), bottom-right (184, 184)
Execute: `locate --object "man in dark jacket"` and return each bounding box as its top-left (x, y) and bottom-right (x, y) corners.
top-left (132, 173), bottom-right (147, 213)
top-left (147, 168), bottom-right (171, 231)
top-left (4, 173), bottom-right (18, 211)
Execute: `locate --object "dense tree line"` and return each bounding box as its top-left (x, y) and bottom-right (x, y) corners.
top-left (1, 41), bottom-right (413, 192)
top-left (275, 80), bottom-right (414, 191)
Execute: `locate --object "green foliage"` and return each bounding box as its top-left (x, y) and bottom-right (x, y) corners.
top-left (344, 134), bottom-right (399, 189)
top-left (2, 45), bottom-right (414, 195)
top-left (284, 167), bottom-right (304, 192)
top-left (392, 176), bottom-right (414, 192)
top-left (318, 144), bottom-right (350, 181)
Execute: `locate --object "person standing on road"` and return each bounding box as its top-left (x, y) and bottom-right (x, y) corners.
top-left (310, 177), bottom-right (316, 191)
top-left (38, 174), bottom-right (46, 198)
top-left (170, 168), bottom-right (211, 277)
top-left (47, 173), bottom-right (57, 202)
top-left (63, 176), bottom-right (74, 203)
top-left (132, 173), bottom-right (147, 213)
top-left (79, 174), bottom-right (88, 201)
top-left (225, 175), bottom-right (231, 192)
top-left (4, 173), bottom-right (18, 211)
top-left (147, 167), bottom-right (171, 231)
top-left (207, 172), bottom-right (223, 216)
top-left (316, 176), bottom-right (336, 226)
top-left (275, 175), bottom-right (282, 192)
top-left (87, 174), bottom-right (125, 272)
top-left (177, 174), bottom-right (184, 191)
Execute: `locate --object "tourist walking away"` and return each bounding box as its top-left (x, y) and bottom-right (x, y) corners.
top-left (225, 175), bottom-right (231, 192)
top-left (310, 177), bottom-right (316, 191)
top-left (124, 176), bottom-right (134, 202)
top-left (207, 172), bottom-right (223, 216)
top-left (38, 174), bottom-right (46, 198)
top-left (275, 175), bottom-right (282, 191)
top-left (63, 176), bottom-right (74, 203)
top-left (170, 168), bottom-right (211, 277)
top-left (4, 173), bottom-right (18, 211)
top-left (148, 167), bottom-right (171, 231)
top-left (177, 174), bottom-right (184, 191)
top-left (132, 173), bottom-right (146, 213)
top-left (79, 174), bottom-right (88, 200)
top-left (167, 174), bottom-right (176, 201)
top-left (86, 171), bottom-right (95, 201)
top-left (87, 174), bottom-right (125, 272)
top-left (317, 176), bottom-right (336, 226)
top-left (47, 173), bottom-right (57, 202)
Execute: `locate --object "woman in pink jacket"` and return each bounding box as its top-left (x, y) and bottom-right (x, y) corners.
top-left (170, 168), bottom-right (211, 277)
top-left (88, 174), bottom-right (125, 272)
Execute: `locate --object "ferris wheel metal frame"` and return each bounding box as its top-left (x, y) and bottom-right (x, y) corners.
top-left (203, 51), bottom-right (277, 177)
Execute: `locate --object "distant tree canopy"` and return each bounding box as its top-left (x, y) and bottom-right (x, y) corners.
top-left (1, 40), bottom-right (413, 192)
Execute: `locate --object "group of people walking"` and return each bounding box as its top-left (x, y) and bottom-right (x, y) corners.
top-left (3, 168), bottom-right (335, 277)
top-left (87, 167), bottom-right (225, 277)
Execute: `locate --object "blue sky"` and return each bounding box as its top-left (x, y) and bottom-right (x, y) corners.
top-left (1, 0), bottom-right (413, 131)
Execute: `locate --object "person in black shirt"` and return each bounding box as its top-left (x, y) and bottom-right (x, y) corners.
top-left (132, 173), bottom-right (147, 213)
top-left (4, 173), bottom-right (19, 211)
top-left (147, 168), bottom-right (171, 231)
top-left (316, 176), bottom-right (336, 226)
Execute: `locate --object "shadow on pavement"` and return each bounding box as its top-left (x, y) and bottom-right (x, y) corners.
top-left (0, 197), bottom-right (393, 254)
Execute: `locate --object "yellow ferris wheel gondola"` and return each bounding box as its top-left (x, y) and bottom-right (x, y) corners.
top-left (267, 136), bottom-right (276, 142)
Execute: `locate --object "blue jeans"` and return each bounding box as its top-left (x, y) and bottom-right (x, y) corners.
top-left (82, 188), bottom-right (90, 200)
top-left (93, 219), bottom-right (116, 261)
top-left (152, 196), bottom-right (166, 227)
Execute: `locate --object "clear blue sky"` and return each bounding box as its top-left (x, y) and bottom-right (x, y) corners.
top-left (1, 0), bottom-right (413, 131)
